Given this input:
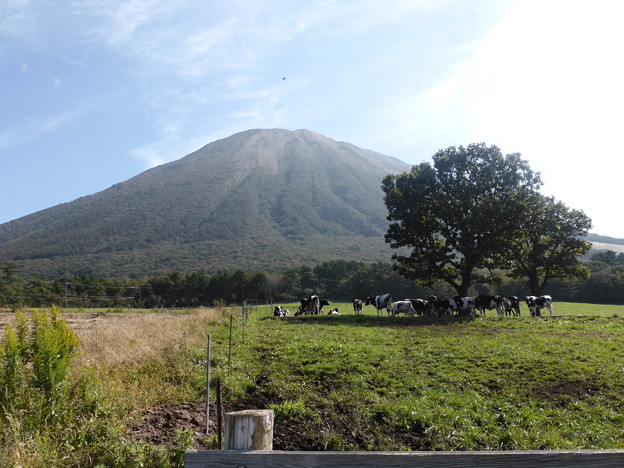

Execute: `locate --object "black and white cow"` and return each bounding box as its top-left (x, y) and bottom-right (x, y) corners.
top-left (353, 299), bottom-right (363, 315)
top-left (273, 305), bottom-right (290, 317)
top-left (501, 296), bottom-right (521, 317)
top-left (475, 295), bottom-right (504, 317)
top-left (428, 295), bottom-right (449, 317)
top-left (405, 298), bottom-right (429, 316)
top-left (451, 296), bottom-right (476, 317)
top-left (295, 296), bottom-right (329, 315)
top-left (428, 295), bottom-right (440, 316)
top-left (365, 294), bottom-right (392, 316)
top-left (327, 308), bottom-right (340, 315)
top-left (296, 297), bottom-right (311, 315)
top-left (525, 295), bottom-right (553, 316)
top-left (391, 300), bottom-right (416, 317)
top-left (309, 295), bottom-right (321, 315)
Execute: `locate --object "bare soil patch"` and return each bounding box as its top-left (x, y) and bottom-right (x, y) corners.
top-left (128, 397), bottom-right (304, 450)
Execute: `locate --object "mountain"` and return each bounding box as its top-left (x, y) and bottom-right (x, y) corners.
top-left (0, 129), bottom-right (410, 278)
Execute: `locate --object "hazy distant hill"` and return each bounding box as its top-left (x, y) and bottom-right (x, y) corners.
top-left (586, 234), bottom-right (624, 254)
top-left (0, 129), bottom-right (410, 277)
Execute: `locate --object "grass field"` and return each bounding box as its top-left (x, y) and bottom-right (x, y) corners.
top-left (214, 301), bottom-right (624, 450)
top-left (262, 300), bottom-right (624, 318)
top-left (3, 301), bottom-right (624, 464)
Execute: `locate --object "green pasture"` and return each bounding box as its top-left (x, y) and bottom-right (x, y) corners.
top-left (213, 302), bottom-right (624, 450)
top-left (3, 300), bottom-right (623, 317)
top-left (263, 301), bottom-right (624, 318)
top-left (3, 301), bottom-right (624, 461)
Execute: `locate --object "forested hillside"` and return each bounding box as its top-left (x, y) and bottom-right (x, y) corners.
top-left (0, 129), bottom-right (409, 278)
top-left (0, 129), bottom-right (620, 280)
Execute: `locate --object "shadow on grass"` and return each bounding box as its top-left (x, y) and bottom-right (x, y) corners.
top-left (261, 313), bottom-right (477, 328)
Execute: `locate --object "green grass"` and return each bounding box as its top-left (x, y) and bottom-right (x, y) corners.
top-left (213, 303), bottom-right (624, 450)
top-left (265, 301), bottom-right (624, 318)
top-left (4, 302), bottom-right (624, 461)
top-left (553, 302), bottom-right (624, 317)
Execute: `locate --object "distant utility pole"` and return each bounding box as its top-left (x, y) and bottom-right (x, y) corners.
top-left (64, 282), bottom-right (72, 308)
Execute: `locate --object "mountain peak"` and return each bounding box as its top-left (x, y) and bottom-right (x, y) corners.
top-left (0, 129), bottom-right (410, 277)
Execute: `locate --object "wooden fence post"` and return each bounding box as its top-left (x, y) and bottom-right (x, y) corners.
top-left (224, 409), bottom-right (274, 450)
top-left (204, 334), bottom-right (211, 436)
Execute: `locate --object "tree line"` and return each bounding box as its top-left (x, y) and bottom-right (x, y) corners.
top-left (1, 252), bottom-right (624, 309)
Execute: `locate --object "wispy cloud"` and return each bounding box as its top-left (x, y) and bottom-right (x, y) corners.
top-left (0, 106), bottom-right (87, 150)
top-left (0, 0), bottom-right (36, 40)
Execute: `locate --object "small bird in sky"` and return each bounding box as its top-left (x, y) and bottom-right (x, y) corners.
top-left (282, 77), bottom-right (286, 80)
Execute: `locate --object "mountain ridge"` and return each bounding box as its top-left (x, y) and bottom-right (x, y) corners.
top-left (0, 129), bottom-right (411, 277)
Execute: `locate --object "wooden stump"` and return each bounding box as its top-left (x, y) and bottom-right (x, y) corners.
top-left (224, 409), bottom-right (274, 450)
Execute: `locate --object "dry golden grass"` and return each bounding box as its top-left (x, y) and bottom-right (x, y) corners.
top-left (76, 307), bottom-right (224, 368)
top-left (67, 307), bottom-right (226, 409)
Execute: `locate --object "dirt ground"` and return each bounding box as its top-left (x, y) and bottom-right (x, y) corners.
top-left (127, 399), bottom-right (288, 450)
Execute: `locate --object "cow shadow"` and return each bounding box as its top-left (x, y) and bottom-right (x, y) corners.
top-left (264, 313), bottom-right (476, 328)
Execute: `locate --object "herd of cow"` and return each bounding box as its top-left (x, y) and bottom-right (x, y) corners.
top-left (274, 293), bottom-right (554, 318)
top-left (359, 294), bottom-right (553, 318)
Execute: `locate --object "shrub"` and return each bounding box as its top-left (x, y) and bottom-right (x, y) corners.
top-left (0, 307), bottom-right (79, 420)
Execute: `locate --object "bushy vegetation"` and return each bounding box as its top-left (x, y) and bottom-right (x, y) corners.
top-left (0, 307), bottom-right (221, 467)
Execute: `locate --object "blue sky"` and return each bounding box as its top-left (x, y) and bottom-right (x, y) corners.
top-left (2, 0), bottom-right (623, 238)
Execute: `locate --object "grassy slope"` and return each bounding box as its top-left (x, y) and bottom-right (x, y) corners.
top-left (214, 302), bottom-right (624, 450)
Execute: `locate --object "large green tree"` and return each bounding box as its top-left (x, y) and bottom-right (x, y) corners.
top-left (382, 143), bottom-right (542, 297)
top-left (508, 194), bottom-right (592, 294)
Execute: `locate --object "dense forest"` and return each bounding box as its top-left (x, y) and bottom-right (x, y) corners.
top-left (2, 251), bottom-right (624, 309)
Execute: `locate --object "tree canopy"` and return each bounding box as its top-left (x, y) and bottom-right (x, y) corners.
top-left (383, 143), bottom-right (546, 297)
top-left (507, 194), bottom-right (592, 294)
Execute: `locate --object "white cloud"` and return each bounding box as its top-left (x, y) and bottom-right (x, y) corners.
top-left (0, 0), bottom-right (36, 39)
top-left (430, 0), bottom-right (624, 236)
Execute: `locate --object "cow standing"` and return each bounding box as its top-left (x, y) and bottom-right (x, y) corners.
top-left (353, 299), bottom-right (363, 315)
top-left (428, 295), bottom-right (453, 317)
top-left (391, 300), bottom-right (417, 317)
top-left (451, 296), bottom-right (476, 317)
top-left (525, 295), bottom-right (553, 316)
top-left (501, 296), bottom-right (521, 317)
top-left (475, 295), bottom-right (504, 317)
top-left (309, 295), bottom-right (321, 315)
top-left (405, 298), bottom-right (429, 316)
top-left (365, 294), bottom-right (392, 316)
